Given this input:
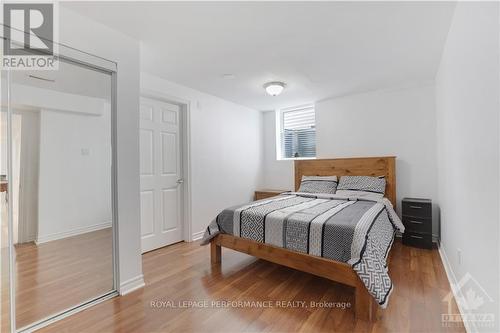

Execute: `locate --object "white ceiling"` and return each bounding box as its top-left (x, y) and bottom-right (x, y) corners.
top-left (64, 2), bottom-right (456, 111)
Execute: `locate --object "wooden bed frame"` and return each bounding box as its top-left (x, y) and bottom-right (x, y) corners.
top-left (210, 156), bottom-right (396, 321)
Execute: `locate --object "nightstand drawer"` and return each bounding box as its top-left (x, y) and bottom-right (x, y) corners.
top-left (402, 201), bottom-right (431, 218)
top-left (402, 216), bottom-right (431, 233)
top-left (403, 231), bottom-right (432, 249)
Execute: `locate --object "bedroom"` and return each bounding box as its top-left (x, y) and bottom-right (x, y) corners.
top-left (0, 1), bottom-right (498, 333)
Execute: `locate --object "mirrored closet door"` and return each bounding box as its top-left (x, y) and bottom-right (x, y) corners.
top-left (6, 55), bottom-right (117, 331)
top-left (1, 69), bottom-right (13, 333)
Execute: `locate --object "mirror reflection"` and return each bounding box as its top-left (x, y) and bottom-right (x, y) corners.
top-left (1, 72), bottom-right (12, 332)
top-left (9, 60), bottom-right (114, 328)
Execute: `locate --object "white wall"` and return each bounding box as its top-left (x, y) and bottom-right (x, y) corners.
top-left (262, 85), bottom-right (439, 234)
top-left (435, 2), bottom-right (499, 331)
top-left (317, 85), bottom-right (438, 221)
top-left (59, 6), bottom-right (143, 293)
top-left (262, 111), bottom-right (294, 190)
top-left (141, 73), bottom-right (263, 239)
top-left (8, 84), bottom-right (112, 243)
top-left (37, 108), bottom-right (112, 243)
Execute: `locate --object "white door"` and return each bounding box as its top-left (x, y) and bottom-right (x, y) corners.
top-left (140, 97), bottom-right (183, 253)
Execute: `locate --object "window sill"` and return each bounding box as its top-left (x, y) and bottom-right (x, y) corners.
top-left (276, 157), bottom-right (316, 161)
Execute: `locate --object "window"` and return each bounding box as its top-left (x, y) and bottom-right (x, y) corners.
top-left (276, 105), bottom-right (316, 160)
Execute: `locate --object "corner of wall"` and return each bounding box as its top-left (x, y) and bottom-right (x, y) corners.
top-left (119, 274), bottom-right (145, 296)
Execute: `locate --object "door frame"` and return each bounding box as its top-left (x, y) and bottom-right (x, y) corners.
top-left (140, 89), bottom-right (192, 243)
top-left (15, 109), bottom-right (39, 244)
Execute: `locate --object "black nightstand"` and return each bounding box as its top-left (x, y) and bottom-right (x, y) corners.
top-left (402, 198), bottom-right (432, 249)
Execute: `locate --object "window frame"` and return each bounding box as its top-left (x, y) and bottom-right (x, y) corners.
top-left (275, 104), bottom-right (316, 161)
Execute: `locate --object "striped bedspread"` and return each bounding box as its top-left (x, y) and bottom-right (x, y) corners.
top-left (201, 192), bottom-right (404, 308)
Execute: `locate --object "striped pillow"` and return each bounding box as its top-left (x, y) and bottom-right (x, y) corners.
top-left (298, 176), bottom-right (338, 194)
top-left (337, 176), bottom-right (386, 197)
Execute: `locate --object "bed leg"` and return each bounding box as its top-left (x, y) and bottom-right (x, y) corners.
top-left (210, 240), bottom-right (221, 265)
top-left (354, 282), bottom-right (374, 321)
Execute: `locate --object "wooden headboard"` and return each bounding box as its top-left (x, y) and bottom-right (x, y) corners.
top-left (294, 156), bottom-right (397, 207)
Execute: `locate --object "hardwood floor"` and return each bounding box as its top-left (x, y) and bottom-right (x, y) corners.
top-left (39, 239), bottom-right (465, 333)
top-left (14, 228), bottom-right (113, 329)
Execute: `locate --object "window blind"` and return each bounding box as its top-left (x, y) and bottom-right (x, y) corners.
top-left (281, 106), bottom-right (316, 159)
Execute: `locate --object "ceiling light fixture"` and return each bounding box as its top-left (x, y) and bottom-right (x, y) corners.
top-left (264, 81), bottom-right (286, 96)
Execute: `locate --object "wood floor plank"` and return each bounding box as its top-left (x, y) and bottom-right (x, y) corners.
top-left (37, 240), bottom-right (466, 333)
top-left (10, 228), bottom-right (113, 329)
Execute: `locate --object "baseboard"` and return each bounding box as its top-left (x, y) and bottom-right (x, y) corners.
top-left (17, 233), bottom-right (36, 244)
top-left (438, 244), bottom-right (476, 333)
top-left (432, 234), bottom-right (439, 243)
top-left (192, 230), bottom-right (204, 241)
top-left (120, 274), bottom-right (145, 295)
top-left (36, 221), bottom-right (112, 244)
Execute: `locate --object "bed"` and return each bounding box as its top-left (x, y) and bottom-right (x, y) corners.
top-left (202, 156), bottom-right (403, 321)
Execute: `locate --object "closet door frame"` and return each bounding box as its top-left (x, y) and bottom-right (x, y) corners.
top-left (4, 47), bottom-right (120, 333)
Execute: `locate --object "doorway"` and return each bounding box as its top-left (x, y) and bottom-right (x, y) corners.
top-left (139, 96), bottom-right (188, 253)
top-left (11, 110), bottom-right (40, 245)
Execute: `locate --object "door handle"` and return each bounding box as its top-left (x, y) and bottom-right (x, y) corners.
top-left (176, 179), bottom-right (184, 184)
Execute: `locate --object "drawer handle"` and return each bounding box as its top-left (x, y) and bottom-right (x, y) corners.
top-left (409, 205), bottom-right (422, 209)
top-left (409, 220), bottom-right (423, 225)
top-left (410, 235), bottom-right (424, 239)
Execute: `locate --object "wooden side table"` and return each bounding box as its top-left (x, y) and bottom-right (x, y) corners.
top-left (254, 189), bottom-right (287, 201)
